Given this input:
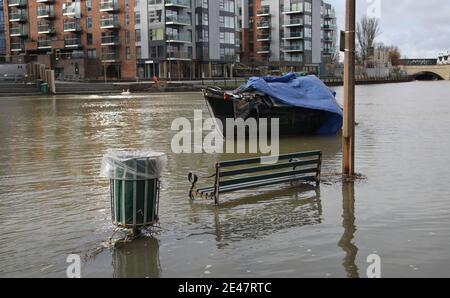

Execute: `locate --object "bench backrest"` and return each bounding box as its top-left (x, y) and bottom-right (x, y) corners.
top-left (212, 151), bottom-right (322, 202)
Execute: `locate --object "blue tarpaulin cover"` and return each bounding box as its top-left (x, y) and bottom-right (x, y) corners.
top-left (241, 72), bottom-right (343, 135)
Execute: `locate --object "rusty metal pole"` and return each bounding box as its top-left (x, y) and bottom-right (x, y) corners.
top-left (343, 0), bottom-right (356, 176)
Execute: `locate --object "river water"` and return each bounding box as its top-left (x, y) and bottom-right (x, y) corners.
top-left (1, 81), bottom-right (450, 278)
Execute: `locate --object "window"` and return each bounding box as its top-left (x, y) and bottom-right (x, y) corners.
top-left (86, 0), bottom-right (92, 12)
top-left (86, 17), bottom-right (92, 29)
top-left (126, 47), bottom-right (131, 60)
top-left (87, 49), bottom-right (96, 59)
top-left (87, 33), bottom-right (93, 45)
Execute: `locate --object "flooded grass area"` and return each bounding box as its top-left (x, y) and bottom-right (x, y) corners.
top-left (1, 81), bottom-right (450, 277)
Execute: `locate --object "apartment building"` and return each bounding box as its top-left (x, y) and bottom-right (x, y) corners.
top-left (0, 0), bottom-right (5, 58)
top-left (3, 0), bottom-right (136, 80)
top-left (134, 0), bottom-right (238, 80)
top-left (239, 0), bottom-right (337, 74)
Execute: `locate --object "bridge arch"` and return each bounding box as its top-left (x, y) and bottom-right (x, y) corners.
top-left (411, 71), bottom-right (444, 80)
top-left (400, 65), bottom-right (450, 81)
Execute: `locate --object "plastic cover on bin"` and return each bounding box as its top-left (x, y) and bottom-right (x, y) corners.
top-left (100, 150), bottom-right (167, 180)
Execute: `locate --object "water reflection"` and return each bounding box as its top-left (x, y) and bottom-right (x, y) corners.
top-left (338, 182), bottom-right (359, 278)
top-left (207, 185), bottom-right (322, 247)
top-left (112, 238), bottom-right (161, 278)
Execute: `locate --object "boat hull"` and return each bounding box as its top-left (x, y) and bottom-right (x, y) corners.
top-left (204, 91), bottom-right (330, 136)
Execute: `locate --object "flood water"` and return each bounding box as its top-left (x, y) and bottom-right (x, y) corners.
top-left (1, 81), bottom-right (450, 278)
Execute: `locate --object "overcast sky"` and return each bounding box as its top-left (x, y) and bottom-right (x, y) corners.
top-left (326, 0), bottom-right (450, 58)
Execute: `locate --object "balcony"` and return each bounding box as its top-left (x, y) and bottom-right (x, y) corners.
top-left (62, 5), bottom-right (77, 16)
top-left (38, 22), bottom-right (55, 34)
top-left (10, 26), bottom-right (27, 37)
top-left (8, 0), bottom-right (27, 7)
top-left (64, 21), bottom-right (82, 32)
top-left (37, 6), bottom-right (55, 18)
top-left (165, 0), bottom-right (191, 9)
top-left (166, 33), bottom-right (192, 43)
top-left (257, 46), bottom-right (270, 54)
top-left (282, 18), bottom-right (303, 27)
top-left (9, 11), bottom-right (27, 22)
top-left (283, 45), bottom-right (304, 53)
top-left (36, 0), bottom-right (54, 3)
top-left (64, 37), bottom-right (82, 48)
top-left (101, 35), bottom-right (119, 46)
top-left (100, 0), bottom-right (119, 12)
top-left (283, 4), bottom-right (304, 14)
top-left (323, 47), bottom-right (336, 54)
top-left (100, 17), bottom-right (120, 29)
top-left (37, 39), bottom-right (53, 49)
top-left (286, 54), bottom-right (303, 62)
top-left (256, 21), bottom-right (270, 29)
top-left (10, 42), bottom-right (24, 51)
top-left (167, 51), bottom-right (191, 60)
top-left (324, 12), bottom-right (336, 19)
top-left (323, 35), bottom-right (335, 42)
top-left (58, 50), bottom-right (85, 60)
top-left (322, 23), bottom-right (337, 30)
top-left (256, 7), bottom-right (270, 17)
top-left (256, 34), bottom-right (270, 42)
top-left (165, 14), bottom-right (191, 26)
top-left (282, 31), bottom-right (303, 40)
top-left (102, 51), bottom-right (120, 63)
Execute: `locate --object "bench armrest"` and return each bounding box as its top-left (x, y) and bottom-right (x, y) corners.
top-left (188, 172), bottom-right (216, 200)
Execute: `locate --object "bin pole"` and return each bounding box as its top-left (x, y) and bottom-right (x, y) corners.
top-left (343, 0), bottom-right (356, 176)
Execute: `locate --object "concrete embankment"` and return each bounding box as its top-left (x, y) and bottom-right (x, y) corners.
top-left (0, 77), bottom-right (414, 97)
top-left (0, 82), bottom-right (41, 97)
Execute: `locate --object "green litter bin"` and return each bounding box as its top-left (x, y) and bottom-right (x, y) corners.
top-left (101, 151), bottom-right (167, 229)
top-left (41, 83), bottom-right (49, 94)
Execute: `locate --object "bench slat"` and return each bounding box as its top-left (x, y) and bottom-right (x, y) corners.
top-left (220, 168), bottom-right (318, 187)
top-left (220, 159), bottom-right (319, 177)
top-left (219, 151), bottom-right (322, 168)
top-left (199, 175), bottom-right (316, 196)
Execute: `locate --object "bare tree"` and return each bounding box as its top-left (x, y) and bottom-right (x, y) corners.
top-left (356, 16), bottom-right (381, 64)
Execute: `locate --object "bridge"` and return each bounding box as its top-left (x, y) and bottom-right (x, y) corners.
top-left (398, 59), bottom-right (450, 80)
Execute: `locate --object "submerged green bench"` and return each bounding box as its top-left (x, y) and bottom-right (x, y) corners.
top-left (188, 151), bottom-right (322, 205)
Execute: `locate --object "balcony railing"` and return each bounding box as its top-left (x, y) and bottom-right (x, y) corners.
top-left (256, 21), bottom-right (270, 28)
top-left (100, 17), bottom-right (119, 28)
top-left (283, 3), bottom-right (304, 14)
top-left (257, 46), bottom-right (270, 53)
top-left (100, 0), bottom-right (119, 12)
top-left (283, 45), bottom-right (304, 52)
top-left (323, 48), bottom-right (336, 54)
top-left (62, 5), bottom-right (76, 15)
top-left (166, 33), bottom-right (191, 42)
top-left (165, 0), bottom-right (191, 8)
top-left (322, 24), bottom-right (337, 30)
top-left (165, 14), bottom-right (191, 25)
top-left (284, 18), bottom-right (303, 26)
top-left (256, 7), bottom-right (270, 16)
top-left (167, 51), bottom-right (191, 60)
top-left (102, 52), bottom-right (120, 61)
top-left (64, 21), bottom-right (81, 31)
top-left (283, 31), bottom-right (303, 39)
top-left (64, 37), bottom-right (81, 47)
top-left (10, 42), bottom-right (24, 50)
top-left (101, 35), bottom-right (119, 45)
top-left (257, 34), bottom-right (270, 41)
top-left (9, 11), bottom-right (27, 22)
top-left (38, 22), bottom-right (55, 33)
top-left (10, 26), bottom-right (27, 36)
top-left (8, 0), bottom-right (27, 6)
top-left (37, 6), bottom-right (54, 18)
top-left (38, 39), bottom-right (53, 48)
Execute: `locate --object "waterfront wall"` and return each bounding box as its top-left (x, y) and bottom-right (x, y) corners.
top-left (0, 64), bottom-right (26, 79)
